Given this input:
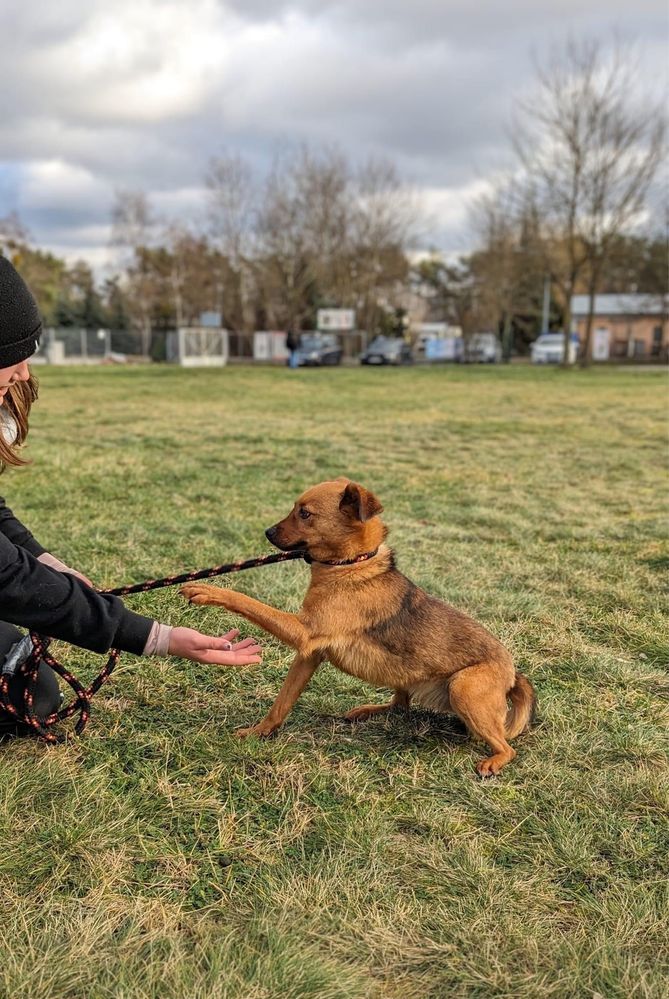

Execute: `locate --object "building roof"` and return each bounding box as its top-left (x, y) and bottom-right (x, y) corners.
top-left (571, 294), bottom-right (668, 317)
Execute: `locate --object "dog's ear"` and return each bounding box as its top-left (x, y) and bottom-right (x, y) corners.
top-left (339, 482), bottom-right (383, 522)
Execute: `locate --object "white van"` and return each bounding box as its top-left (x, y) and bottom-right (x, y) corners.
top-left (531, 333), bottom-right (579, 364)
top-left (462, 333), bottom-right (501, 363)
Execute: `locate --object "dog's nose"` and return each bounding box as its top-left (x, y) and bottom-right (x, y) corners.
top-left (265, 526), bottom-right (277, 542)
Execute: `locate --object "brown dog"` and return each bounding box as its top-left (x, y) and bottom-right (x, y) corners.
top-left (181, 478), bottom-right (536, 775)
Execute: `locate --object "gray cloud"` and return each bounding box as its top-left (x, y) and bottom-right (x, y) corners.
top-left (1, 0), bottom-right (666, 267)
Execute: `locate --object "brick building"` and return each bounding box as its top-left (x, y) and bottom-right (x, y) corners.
top-left (571, 294), bottom-right (668, 361)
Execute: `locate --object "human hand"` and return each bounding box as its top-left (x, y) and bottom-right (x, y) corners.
top-left (167, 627), bottom-right (262, 666)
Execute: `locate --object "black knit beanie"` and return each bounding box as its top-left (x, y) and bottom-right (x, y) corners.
top-left (0, 256), bottom-right (42, 367)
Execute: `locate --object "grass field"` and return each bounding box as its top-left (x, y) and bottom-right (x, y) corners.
top-left (1, 364), bottom-right (667, 999)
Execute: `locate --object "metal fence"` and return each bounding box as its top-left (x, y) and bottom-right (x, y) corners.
top-left (35, 328), bottom-right (185, 364)
top-left (33, 327), bottom-right (667, 366)
top-left (34, 328), bottom-right (370, 364)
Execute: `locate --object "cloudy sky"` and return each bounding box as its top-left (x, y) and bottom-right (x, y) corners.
top-left (1, 0), bottom-right (666, 273)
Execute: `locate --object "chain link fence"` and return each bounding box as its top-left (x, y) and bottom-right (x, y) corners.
top-left (33, 328), bottom-right (370, 365)
top-left (35, 328), bottom-right (180, 364)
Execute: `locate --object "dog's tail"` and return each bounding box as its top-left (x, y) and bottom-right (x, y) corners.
top-left (505, 672), bottom-right (537, 739)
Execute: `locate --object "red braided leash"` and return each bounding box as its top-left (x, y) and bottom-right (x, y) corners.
top-left (0, 547), bottom-right (377, 742)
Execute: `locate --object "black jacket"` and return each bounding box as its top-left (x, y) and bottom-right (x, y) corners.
top-left (0, 495), bottom-right (153, 655)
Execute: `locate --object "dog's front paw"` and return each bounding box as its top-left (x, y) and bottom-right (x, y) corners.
top-left (234, 720), bottom-right (279, 739)
top-left (180, 583), bottom-right (232, 607)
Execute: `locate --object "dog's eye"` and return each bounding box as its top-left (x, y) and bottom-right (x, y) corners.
top-left (299, 508), bottom-right (312, 521)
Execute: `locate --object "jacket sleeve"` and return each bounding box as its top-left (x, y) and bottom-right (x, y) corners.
top-left (0, 494), bottom-right (46, 557)
top-left (0, 531), bottom-right (153, 655)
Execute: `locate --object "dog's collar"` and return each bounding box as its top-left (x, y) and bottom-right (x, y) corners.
top-left (302, 548), bottom-right (379, 566)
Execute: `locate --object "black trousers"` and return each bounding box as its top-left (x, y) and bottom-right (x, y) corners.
top-left (0, 622), bottom-right (61, 736)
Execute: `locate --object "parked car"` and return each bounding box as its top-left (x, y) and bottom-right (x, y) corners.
top-left (461, 333), bottom-right (502, 363)
top-left (360, 336), bottom-right (413, 365)
top-left (295, 333), bottom-right (343, 366)
top-left (531, 332), bottom-right (579, 364)
top-left (415, 323), bottom-right (461, 355)
top-left (423, 335), bottom-right (463, 362)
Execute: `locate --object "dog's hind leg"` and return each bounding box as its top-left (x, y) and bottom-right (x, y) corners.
top-left (344, 689), bottom-right (411, 722)
top-left (447, 663), bottom-right (517, 777)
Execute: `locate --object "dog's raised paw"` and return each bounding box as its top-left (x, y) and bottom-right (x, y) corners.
top-left (180, 584), bottom-right (216, 605)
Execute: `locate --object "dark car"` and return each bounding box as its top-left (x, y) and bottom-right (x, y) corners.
top-left (295, 333), bottom-right (343, 366)
top-left (360, 335), bottom-right (413, 365)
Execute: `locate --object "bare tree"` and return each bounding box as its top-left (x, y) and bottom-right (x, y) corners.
top-left (205, 153), bottom-right (256, 333)
top-left (111, 190), bottom-right (154, 254)
top-left (297, 146), bottom-right (352, 305)
top-left (514, 37), bottom-right (666, 364)
top-left (349, 157), bottom-right (418, 334)
top-left (255, 147), bottom-right (348, 329)
top-left (162, 223), bottom-right (190, 328)
top-left (255, 151), bottom-right (315, 331)
top-left (104, 149), bottom-right (419, 347)
top-left (468, 181), bottom-right (550, 356)
top-left (254, 147), bottom-right (419, 335)
top-left (110, 190), bottom-right (157, 355)
top-left (146, 228), bottom-right (224, 329)
top-left (469, 182), bottom-right (522, 359)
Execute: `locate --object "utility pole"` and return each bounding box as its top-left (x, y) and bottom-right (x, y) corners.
top-left (541, 275), bottom-right (551, 333)
top-left (502, 310), bottom-right (513, 363)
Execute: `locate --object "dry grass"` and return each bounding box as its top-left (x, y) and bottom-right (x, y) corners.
top-left (0, 364), bottom-right (667, 998)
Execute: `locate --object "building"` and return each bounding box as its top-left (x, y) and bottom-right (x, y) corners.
top-left (571, 294), bottom-right (668, 361)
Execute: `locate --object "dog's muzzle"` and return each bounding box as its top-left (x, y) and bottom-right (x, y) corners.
top-left (265, 525), bottom-right (306, 552)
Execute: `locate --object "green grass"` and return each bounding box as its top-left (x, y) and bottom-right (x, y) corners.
top-left (1, 364), bottom-right (667, 999)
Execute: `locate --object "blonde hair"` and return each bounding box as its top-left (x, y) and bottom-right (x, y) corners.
top-left (0, 372), bottom-right (38, 471)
